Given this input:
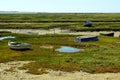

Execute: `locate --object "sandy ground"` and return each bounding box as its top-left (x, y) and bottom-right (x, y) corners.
top-left (0, 28), bottom-right (120, 37)
top-left (0, 61), bottom-right (120, 80)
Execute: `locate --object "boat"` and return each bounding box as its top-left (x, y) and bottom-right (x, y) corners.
top-left (75, 35), bottom-right (98, 42)
top-left (84, 21), bottom-right (92, 27)
top-left (100, 32), bottom-right (114, 36)
top-left (8, 41), bottom-right (31, 50)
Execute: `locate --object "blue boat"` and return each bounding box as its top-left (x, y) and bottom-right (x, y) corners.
top-left (84, 21), bottom-right (92, 27)
top-left (75, 35), bottom-right (98, 42)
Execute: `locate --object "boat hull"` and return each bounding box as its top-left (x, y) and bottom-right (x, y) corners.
top-left (8, 41), bottom-right (31, 50)
top-left (100, 32), bottom-right (114, 36)
top-left (75, 35), bottom-right (98, 42)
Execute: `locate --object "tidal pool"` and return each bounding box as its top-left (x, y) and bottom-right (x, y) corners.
top-left (0, 36), bottom-right (15, 41)
top-left (56, 46), bottom-right (80, 53)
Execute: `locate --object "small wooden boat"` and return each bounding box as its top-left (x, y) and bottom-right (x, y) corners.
top-left (8, 41), bottom-right (31, 50)
top-left (100, 32), bottom-right (114, 36)
top-left (75, 35), bottom-right (98, 42)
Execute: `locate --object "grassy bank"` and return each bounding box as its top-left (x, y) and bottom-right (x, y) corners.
top-left (1, 22), bottom-right (120, 31)
top-left (0, 32), bottom-right (120, 74)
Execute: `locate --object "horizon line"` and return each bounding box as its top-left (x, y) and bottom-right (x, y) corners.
top-left (0, 11), bottom-right (120, 14)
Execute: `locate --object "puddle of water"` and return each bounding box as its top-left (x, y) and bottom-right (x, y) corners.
top-left (56, 46), bottom-right (81, 53)
top-left (27, 32), bottom-right (38, 35)
top-left (0, 36), bottom-right (15, 41)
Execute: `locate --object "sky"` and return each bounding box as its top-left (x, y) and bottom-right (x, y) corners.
top-left (0, 0), bottom-right (120, 13)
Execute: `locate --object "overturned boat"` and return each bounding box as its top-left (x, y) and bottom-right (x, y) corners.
top-left (75, 35), bottom-right (98, 42)
top-left (100, 32), bottom-right (114, 37)
top-left (8, 41), bottom-right (31, 50)
top-left (84, 21), bottom-right (92, 27)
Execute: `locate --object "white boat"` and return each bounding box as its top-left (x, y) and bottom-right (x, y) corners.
top-left (8, 41), bottom-right (31, 50)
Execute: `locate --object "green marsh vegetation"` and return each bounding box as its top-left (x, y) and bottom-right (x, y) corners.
top-left (0, 13), bottom-right (120, 31)
top-left (1, 13), bottom-right (120, 74)
top-left (0, 32), bottom-right (120, 74)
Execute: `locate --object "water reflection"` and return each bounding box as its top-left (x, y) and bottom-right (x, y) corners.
top-left (56, 46), bottom-right (80, 53)
top-left (0, 36), bottom-right (15, 41)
